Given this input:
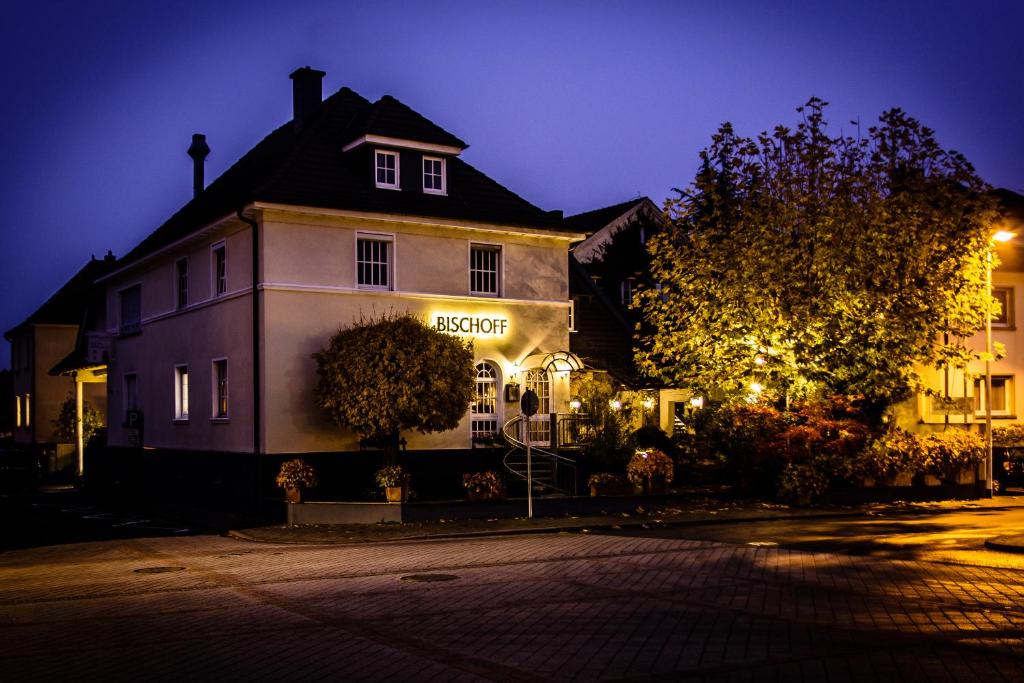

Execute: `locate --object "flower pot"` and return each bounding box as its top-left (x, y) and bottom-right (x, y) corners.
top-left (645, 476), bottom-right (667, 496)
top-left (590, 483), bottom-right (621, 497)
top-left (385, 486), bottom-right (405, 503)
top-left (467, 489), bottom-right (503, 501)
top-left (285, 486), bottom-right (301, 504)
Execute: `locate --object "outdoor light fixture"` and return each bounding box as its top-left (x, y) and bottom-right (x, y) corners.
top-left (689, 396), bottom-right (704, 408)
top-left (568, 397), bottom-right (582, 411)
top-left (994, 231), bottom-right (1017, 243)
top-left (609, 399), bottom-right (623, 411)
top-left (755, 355), bottom-right (766, 366)
top-left (750, 382), bottom-right (763, 393)
top-left (642, 396), bottom-right (656, 410)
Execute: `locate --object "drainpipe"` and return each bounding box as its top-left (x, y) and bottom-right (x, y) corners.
top-left (236, 207), bottom-right (261, 511)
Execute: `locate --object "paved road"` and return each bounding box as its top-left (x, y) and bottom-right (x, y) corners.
top-left (3, 529), bottom-right (1024, 681)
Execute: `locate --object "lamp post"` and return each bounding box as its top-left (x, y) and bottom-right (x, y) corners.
top-left (985, 230), bottom-right (1017, 497)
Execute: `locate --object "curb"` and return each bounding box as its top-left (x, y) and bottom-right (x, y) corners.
top-left (225, 509), bottom-right (876, 546)
top-left (984, 536), bottom-right (1024, 554)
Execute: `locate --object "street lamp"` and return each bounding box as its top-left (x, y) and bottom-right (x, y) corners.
top-left (985, 230), bottom-right (1016, 497)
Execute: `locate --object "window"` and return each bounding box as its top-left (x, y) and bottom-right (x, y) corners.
top-left (568, 299), bottom-right (577, 332)
top-left (213, 359), bottom-right (229, 418)
top-left (472, 362), bottom-right (499, 439)
top-left (24, 394), bottom-right (30, 427)
top-left (524, 369), bottom-right (552, 444)
top-left (14, 395), bottom-right (21, 428)
top-left (375, 150), bottom-right (399, 190)
top-left (174, 365), bottom-right (189, 420)
top-left (470, 244), bottom-right (500, 296)
top-left (212, 244), bottom-right (226, 296)
top-left (422, 156), bottom-right (446, 195)
top-left (356, 235), bottom-right (393, 289)
top-left (176, 258), bottom-right (189, 309)
top-left (119, 285), bottom-right (141, 335)
top-left (975, 376), bottom-right (1014, 417)
top-left (620, 278), bottom-right (635, 306)
top-left (993, 287), bottom-right (1014, 328)
top-left (123, 373), bottom-right (138, 412)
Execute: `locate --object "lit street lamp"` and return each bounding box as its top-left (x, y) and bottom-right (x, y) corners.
top-left (985, 230), bottom-right (1017, 497)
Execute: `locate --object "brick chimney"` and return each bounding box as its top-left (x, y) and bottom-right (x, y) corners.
top-left (289, 66), bottom-right (326, 131)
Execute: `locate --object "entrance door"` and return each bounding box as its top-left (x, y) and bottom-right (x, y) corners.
top-left (523, 369), bottom-right (552, 446)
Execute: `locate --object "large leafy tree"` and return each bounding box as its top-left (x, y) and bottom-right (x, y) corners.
top-left (312, 313), bottom-right (476, 459)
top-left (638, 99), bottom-right (999, 418)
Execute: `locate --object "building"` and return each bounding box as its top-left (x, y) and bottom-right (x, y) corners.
top-left (4, 254), bottom-right (116, 469)
top-left (97, 68), bottom-right (584, 498)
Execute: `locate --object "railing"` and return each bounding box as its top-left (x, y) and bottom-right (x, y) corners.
top-left (556, 414), bottom-right (596, 449)
top-left (501, 415), bottom-right (579, 496)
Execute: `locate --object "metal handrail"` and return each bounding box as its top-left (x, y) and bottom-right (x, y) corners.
top-left (501, 415), bottom-right (578, 495)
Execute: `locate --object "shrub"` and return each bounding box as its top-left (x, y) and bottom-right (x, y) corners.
top-left (54, 394), bottom-right (104, 445)
top-left (860, 429), bottom-right (925, 481)
top-left (276, 458), bottom-right (318, 490)
top-left (587, 472), bottom-right (627, 487)
top-left (462, 470), bottom-right (505, 497)
top-left (923, 429), bottom-right (985, 481)
top-left (375, 465), bottom-right (407, 488)
top-left (993, 424), bottom-right (1024, 447)
top-left (626, 448), bottom-right (674, 486)
top-left (776, 462), bottom-right (829, 504)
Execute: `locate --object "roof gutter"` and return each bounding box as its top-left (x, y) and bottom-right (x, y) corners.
top-left (236, 206), bottom-right (262, 511)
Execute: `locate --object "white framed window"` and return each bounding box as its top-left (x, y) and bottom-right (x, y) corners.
top-left (375, 150), bottom-right (399, 190)
top-left (472, 361), bottom-right (499, 440)
top-left (119, 284), bottom-right (142, 336)
top-left (356, 234), bottom-right (393, 290)
top-left (174, 365), bottom-right (189, 421)
top-left (620, 277), bottom-right (635, 306)
top-left (422, 156), bottom-right (446, 195)
top-left (176, 258), bottom-right (189, 309)
top-left (993, 286), bottom-right (1014, 328)
top-left (975, 375), bottom-right (1014, 417)
top-left (470, 244), bottom-right (501, 296)
top-left (123, 373), bottom-right (138, 413)
top-left (212, 243), bottom-right (226, 296)
top-left (212, 358), bottom-right (229, 419)
top-left (568, 299), bottom-right (577, 332)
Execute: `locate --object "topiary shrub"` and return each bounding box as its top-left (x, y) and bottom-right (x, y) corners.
top-left (923, 429), bottom-right (985, 482)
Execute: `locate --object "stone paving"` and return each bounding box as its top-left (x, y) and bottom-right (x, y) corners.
top-left (2, 532), bottom-right (1023, 681)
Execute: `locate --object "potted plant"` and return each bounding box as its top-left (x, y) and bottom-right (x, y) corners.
top-left (627, 448), bottom-right (674, 495)
top-left (276, 458), bottom-right (317, 503)
top-left (587, 472), bottom-right (627, 497)
top-left (375, 465), bottom-right (408, 503)
top-left (462, 470), bottom-right (506, 501)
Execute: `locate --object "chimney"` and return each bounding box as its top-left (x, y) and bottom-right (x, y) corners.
top-left (187, 133), bottom-right (210, 198)
top-left (289, 66), bottom-right (326, 131)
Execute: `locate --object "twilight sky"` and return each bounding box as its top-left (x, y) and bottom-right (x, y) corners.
top-left (1, 0), bottom-right (1022, 367)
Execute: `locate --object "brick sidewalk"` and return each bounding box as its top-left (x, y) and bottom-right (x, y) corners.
top-left (2, 532), bottom-right (1023, 680)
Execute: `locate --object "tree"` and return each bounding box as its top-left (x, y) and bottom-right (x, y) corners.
top-left (54, 394), bottom-right (103, 445)
top-left (312, 313), bottom-right (476, 460)
top-left (638, 99), bottom-right (999, 419)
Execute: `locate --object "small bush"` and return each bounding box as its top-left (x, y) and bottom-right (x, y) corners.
top-left (923, 429), bottom-right (985, 481)
top-left (276, 458), bottom-right (318, 490)
top-left (375, 465), bottom-right (407, 488)
top-left (860, 429), bottom-right (925, 481)
top-left (626, 448), bottom-right (674, 486)
top-left (462, 470), bottom-right (505, 497)
top-left (993, 424), bottom-right (1024, 447)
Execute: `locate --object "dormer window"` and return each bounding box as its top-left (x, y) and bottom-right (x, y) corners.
top-left (375, 150), bottom-right (399, 190)
top-left (423, 156), bottom-right (446, 195)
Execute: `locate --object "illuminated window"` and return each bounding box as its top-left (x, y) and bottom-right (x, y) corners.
top-left (524, 369), bottom-right (552, 443)
top-left (375, 150), bottom-right (399, 190)
top-left (993, 287), bottom-right (1014, 328)
top-left (472, 362), bottom-right (499, 439)
top-left (24, 394), bottom-right (30, 427)
top-left (176, 258), bottom-right (189, 309)
top-left (212, 359), bottom-right (229, 419)
top-left (119, 285), bottom-right (142, 335)
top-left (14, 395), bottom-right (21, 428)
top-left (568, 299), bottom-right (577, 332)
top-left (174, 365), bottom-right (189, 420)
top-left (212, 243), bottom-right (226, 296)
top-left (123, 373), bottom-right (138, 412)
top-left (356, 235), bottom-right (393, 289)
top-left (975, 375), bottom-right (1014, 416)
top-left (423, 156), bottom-right (446, 195)
top-left (470, 244), bottom-right (500, 296)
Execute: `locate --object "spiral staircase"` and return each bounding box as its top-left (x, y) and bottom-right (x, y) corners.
top-left (500, 414), bottom-right (592, 496)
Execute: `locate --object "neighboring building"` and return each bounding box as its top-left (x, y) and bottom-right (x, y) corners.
top-left (99, 68), bottom-right (584, 478)
top-left (4, 254), bottom-right (116, 452)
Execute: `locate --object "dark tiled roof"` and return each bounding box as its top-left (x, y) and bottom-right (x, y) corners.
top-left (563, 197), bottom-right (648, 233)
top-left (568, 255), bottom-right (640, 386)
top-left (347, 95), bottom-right (467, 149)
top-left (115, 85), bottom-right (561, 272)
top-left (4, 256), bottom-right (117, 339)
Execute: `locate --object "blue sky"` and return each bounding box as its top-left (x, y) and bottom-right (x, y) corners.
top-left (1, 0), bottom-right (1022, 367)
